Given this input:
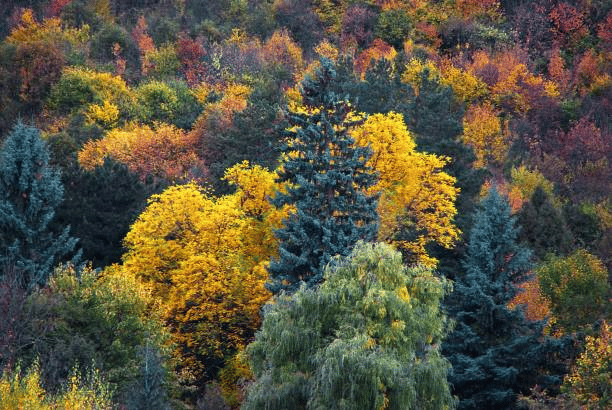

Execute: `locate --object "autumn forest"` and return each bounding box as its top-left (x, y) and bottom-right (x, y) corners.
top-left (0, 0), bottom-right (611, 409)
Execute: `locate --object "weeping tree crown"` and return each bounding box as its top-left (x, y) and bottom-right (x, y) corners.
top-left (0, 122), bottom-right (79, 290)
top-left (245, 241), bottom-right (456, 410)
top-left (268, 58), bottom-right (379, 294)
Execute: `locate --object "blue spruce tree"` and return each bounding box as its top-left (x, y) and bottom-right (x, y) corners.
top-left (0, 122), bottom-right (79, 290)
top-left (268, 58), bottom-right (379, 294)
top-left (442, 187), bottom-right (567, 409)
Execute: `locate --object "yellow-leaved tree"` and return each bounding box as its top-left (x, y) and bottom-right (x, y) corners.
top-left (351, 112), bottom-right (459, 266)
top-left (121, 163), bottom-right (286, 391)
top-left (462, 102), bottom-right (505, 168)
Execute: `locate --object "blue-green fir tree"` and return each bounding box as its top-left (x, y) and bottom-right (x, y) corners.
top-left (442, 187), bottom-right (567, 409)
top-left (267, 58), bottom-right (379, 294)
top-left (0, 122), bottom-right (79, 290)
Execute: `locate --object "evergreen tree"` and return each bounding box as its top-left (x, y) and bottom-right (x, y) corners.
top-left (442, 187), bottom-right (564, 409)
top-left (244, 242), bottom-right (456, 410)
top-left (517, 186), bottom-right (574, 260)
top-left (54, 158), bottom-right (153, 267)
top-left (268, 58), bottom-right (379, 294)
top-left (126, 344), bottom-right (171, 410)
top-left (0, 122), bottom-right (79, 290)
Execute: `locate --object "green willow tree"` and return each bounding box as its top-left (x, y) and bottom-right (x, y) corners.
top-left (268, 58), bottom-right (379, 293)
top-left (244, 241), bottom-right (456, 410)
top-left (0, 122), bottom-right (79, 290)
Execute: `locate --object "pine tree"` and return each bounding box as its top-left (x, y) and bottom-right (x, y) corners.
top-left (268, 58), bottom-right (379, 294)
top-left (442, 187), bottom-right (565, 409)
top-left (244, 242), bottom-right (456, 410)
top-left (0, 122), bottom-right (79, 291)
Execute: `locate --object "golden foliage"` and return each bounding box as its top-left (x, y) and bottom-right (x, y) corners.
top-left (192, 82), bottom-right (251, 129)
top-left (462, 102), bottom-right (504, 168)
top-left (314, 39), bottom-right (339, 61)
top-left (492, 63), bottom-right (559, 111)
top-left (440, 61), bottom-right (488, 103)
top-left (122, 163), bottom-right (285, 379)
top-left (262, 29), bottom-right (304, 78)
top-left (61, 66), bottom-right (133, 105)
top-left (351, 112), bottom-right (459, 266)
top-left (563, 321), bottom-right (612, 407)
top-left (123, 184), bottom-right (263, 359)
top-left (6, 9), bottom-right (89, 47)
top-left (507, 166), bottom-right (556, 211)
top-left (0, 362), bottom-right (113, 410)
top-left (401, 58), bottom-right (441, 94)
top-left (85, 100), bottom-right (120, 128)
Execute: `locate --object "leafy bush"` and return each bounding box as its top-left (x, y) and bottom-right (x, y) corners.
top-left (15, 264), bottom-right (167, 400)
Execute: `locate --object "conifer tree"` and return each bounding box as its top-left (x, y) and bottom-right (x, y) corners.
top-left (517, 186), bottom-right (574, 260)
top-left (54, 158), bottom-right (153, 267)
top-left (442, 187), bottom-right (564, 409)
top-left (0, 122), bottom-right (79, 290)
top-left (126, 344), bottom-right (171, 410)
top-left (268, 58), bottom-right (379, 293)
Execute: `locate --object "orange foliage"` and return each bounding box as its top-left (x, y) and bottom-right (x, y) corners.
top-left (79, 123), bottom-right (203, 182)
top-left (131, 16), bottom-right (156, 75)
top-left (176, 36), bottom-right (207, 86)
top-left (549, 2), bottom-right (588, 48)
top-left (469, 48), bottom-right (559, 112)
top-left (548, 47), bottom-right (571, 95)
top-left (576, 49), bottom-right (600, 94)
top-left (508, 276), bottom-right (551, 322)
top-left (456, 0), bottom-right (501, 20)
top-left (354, 39), bottom-right (397, 79)
top-left (415, 22), bottom-right (441, 48)
top-left (261, 29), bottom-right (304, 78)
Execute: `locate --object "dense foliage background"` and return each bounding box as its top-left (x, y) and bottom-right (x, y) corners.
top-left (1, 0), bottom-right (611, 408)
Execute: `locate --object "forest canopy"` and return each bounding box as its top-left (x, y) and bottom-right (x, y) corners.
top-left (1, 0), bottom-right (611, 408)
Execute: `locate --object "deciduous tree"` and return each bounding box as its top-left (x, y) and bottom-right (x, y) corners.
top-left (122, 162), bottom-right (283, 395)
top-left (536, 249), bottom-right (610, 334)
top-left (244, 242), bottom-right (456, 410)
top-left (351, 112), bottom-right (459, 266)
